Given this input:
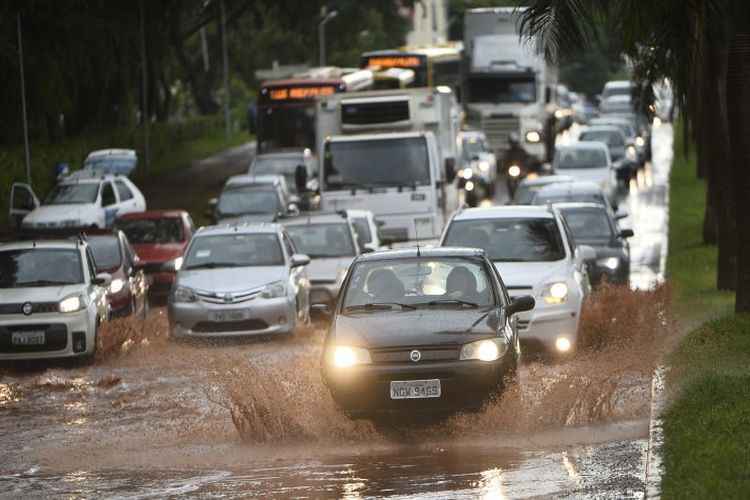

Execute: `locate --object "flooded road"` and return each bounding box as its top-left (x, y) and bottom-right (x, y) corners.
top-left (0, 124), bottom-right (673, 498)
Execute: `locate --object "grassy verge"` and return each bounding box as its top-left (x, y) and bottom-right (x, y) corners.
top-left (661, 123), bottom-right (750, 498)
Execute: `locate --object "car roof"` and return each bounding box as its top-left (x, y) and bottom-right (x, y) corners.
top-left (519, 174), bottom-right (574, 187)
top-left (580, 125), bottom-right (624, 135)
top-left (86, 148), bottom-right (136, 159)
top-left (282, 212), bottom-right (349, 226)
top-left (63, 171), bottom-right (131, 183)
top-left (195, 223), bottom-right (282, 237)
top-left (604, 80), bottom-right (632, 89)
top-left (356, 246), bottom-right (486, 262)
top-left (118, 210), bottom-right (187, 220)
top-left (254, 149), bottom-right (312, 160)
top-left (535, 181), bottom-right (603, 196)
top-left (452, 205), bottom-right (555, 221)
top-left (225, 174), bottom-right (283, 187)
top-left (0, 240), bottom-right (81, 252)
top-left (557, 141), bottom-right (609, 152)
top-left (553, 202), bottom-right (610, 211)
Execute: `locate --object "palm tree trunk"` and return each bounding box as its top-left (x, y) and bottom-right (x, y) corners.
top-left (727, 32), bottom-right (750, 312)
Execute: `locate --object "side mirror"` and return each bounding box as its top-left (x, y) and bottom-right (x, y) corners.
top-left (93, 272), bottom-right (112, 287)
top-left (615, 208), bottom-right (629, 220)
top-left (287, 203), bottom-right (300, 216)
top-left (208, 198), bottom-right (218, 209)
top-left (445, 158), bottom-right (456, 182)
top-left (360, 246), bottom-right (375, 254)
top-left (506, 295), bottom-right (535, 316)
top-left (290, 253), bottom-right (310, 268)
top-left (310, 303), bottom-right (331, 318)
top-left (577, 245), bottom-right (597, 262)
top-left (619, 228), bottom-right (634, 238)
top-left (161, 257), bottom-right (183, 273)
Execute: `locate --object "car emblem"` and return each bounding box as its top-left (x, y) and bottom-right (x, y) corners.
top-left (409, 350), bottom-right (421, 362)
top-left (223, 293), bottom-right (233, 303)
top-left (22, 302), bottom-right (33, 316)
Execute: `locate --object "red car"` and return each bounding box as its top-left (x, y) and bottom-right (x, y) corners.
top-left (86, 230), bottom-right (150, 318)
top-left (115, 210), bottom-right (194, 299)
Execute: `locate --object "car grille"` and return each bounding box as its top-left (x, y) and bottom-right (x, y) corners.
top-left (482, 114), bottom-right (520, 151)
top-left (196, 289), bottom-right (260, 305)
top-left (192, 319), bottom-right (269, 333)
top-left (142, 262), bottom-right (166, 274)
top-left (371, 346), bottom-right (459, 364)
top-left (0, 324), bottom-right (68, 353)
top-left (0, 302), bottom-right (59, 315)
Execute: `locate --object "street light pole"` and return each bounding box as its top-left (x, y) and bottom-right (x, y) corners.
top-left (17, 12), bottom-right (31, 186)
top-left (139, 0), bottom-right (150, 172)
top-left (318, 9), bottom-right (338, 67)
top-left (220, 0), bottom-right (230, 139)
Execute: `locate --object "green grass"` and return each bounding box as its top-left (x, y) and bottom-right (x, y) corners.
top-left (661, 123), bottom-right (750, 498)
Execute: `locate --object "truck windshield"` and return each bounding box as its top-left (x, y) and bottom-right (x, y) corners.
top-left (323, 137), bottom-right (431, 190)
top-left (468, 76), bottom-right (536, 103)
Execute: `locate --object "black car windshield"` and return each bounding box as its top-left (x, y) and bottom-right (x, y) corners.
top-left (217, 186), bottom-right (281, 216)
top-left (560, 208), bottom-right (614, 240)
top-left (579, 131), bottom-right (624, 148)
top-left (443, 218), bottom-right (566, 262)
top-left (286, 223), bottom-right (355, 258)
top-left (88, 236), bottom-right (123, 271)
top-left (116, 218), bottom-right (184, 244)
top-left (342, 257), bottom-right (494, 310)
top-left (555, 148), bottom-right (608, 169)
top-left (324, 138), bottom-right (430, 190)
top-left (468, 76), bottom-right (536, 103)
top-left (44, 183), bottom-right (99, 205)
top-left (184, 234), bottom-right (284, 269)
top-left (0, 249), bottom-right (84, 288)
top-left (252, 157), bottom-right (308, 193)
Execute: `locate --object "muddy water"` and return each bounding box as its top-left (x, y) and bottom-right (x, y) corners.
top-left (0, 125), bottom-right (673, 498)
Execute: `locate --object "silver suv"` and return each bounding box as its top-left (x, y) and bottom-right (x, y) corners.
top-left (167, 223), bottom-right (311, 338)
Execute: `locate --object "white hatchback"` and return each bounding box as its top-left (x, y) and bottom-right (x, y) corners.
top-left (554, 142), bottom-right (616, 202)
top-left (441, 206), bottom-right (594, 355)
top-left (0, 240), bottom-right (110, 361)
top-left (10, 173), bottom-right (146, 232)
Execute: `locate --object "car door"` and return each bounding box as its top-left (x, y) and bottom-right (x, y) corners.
top-left (114, 179), bottom-right (140, 215)
top-left (100, 181), bottom-right (119, 228)
top-left (85, 247), bottom-right (108, 322)
top-left (9, 183), bottom-right (39, 230)
top-left (120, 232), bottom-right (147, 313)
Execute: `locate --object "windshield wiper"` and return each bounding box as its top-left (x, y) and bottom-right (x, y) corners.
top-left (419, 299), bottom-right (480, 308)
top-left (16, 280), bottom-right (75, 287)
top-left (344, 302), bottom-right (417, 313)
top-left (184, 262), bottom-right (244, 270)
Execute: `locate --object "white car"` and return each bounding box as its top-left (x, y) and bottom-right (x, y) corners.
top-left (0, 240), bottom-right (110, 361)
top-left (10, 173), bottom-right (146, 232)
top-left (441, 205), bottom-right (594, 355)
top-left (553, 142), bottom-right (616, 202)
top-left (345, 209), bottom-right (384, 252)
top-left (84, 148), bottom-right (138, 176)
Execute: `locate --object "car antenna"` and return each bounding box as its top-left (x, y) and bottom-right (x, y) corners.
top-left (414, 220), bottom-right (421, 257)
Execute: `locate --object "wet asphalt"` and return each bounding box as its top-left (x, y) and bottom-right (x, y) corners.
top-left (0, 123), bottom-right (673, 499)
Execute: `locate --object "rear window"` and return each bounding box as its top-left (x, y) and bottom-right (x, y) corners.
top-left (554, 148), bottom-right (608, 169)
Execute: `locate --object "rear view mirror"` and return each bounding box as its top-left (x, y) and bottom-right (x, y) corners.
top-left (507, 295), bottom-right (535, 316)
top-left (93, 272), bottom-right (112, 287)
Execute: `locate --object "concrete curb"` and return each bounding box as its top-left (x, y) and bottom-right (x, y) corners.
top-left (644, 365), bottom-right (668, 498)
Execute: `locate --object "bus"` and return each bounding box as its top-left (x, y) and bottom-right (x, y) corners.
top-left (255, 67), bottom-right (374, 154)
top-left (361, 45), bottom-right (462, 98)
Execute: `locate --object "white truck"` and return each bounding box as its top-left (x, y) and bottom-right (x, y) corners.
top-left (316, 88), bottom-right (461, 243)
top-left (463, 7), bottom-right (560, 164)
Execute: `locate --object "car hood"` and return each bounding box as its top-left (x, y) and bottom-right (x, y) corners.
top-left (554, 168), bottom-right (609, 184)
top-left (24, 204), bottom-right (96, 224)
top-left (493, 260), bottom-right (571, 292)
top-left (306, 257), bottom-right (352, 282)
top-left (218, 213), bottom-right (276, 225)
top-left (132, 243), bottom-right (186, 263)
top-left (177, 266), bottom-right (285, 293)
top-left (0, 284), bottom-right (85, 303)
top-left (332, 309), bottom-right (497, 349)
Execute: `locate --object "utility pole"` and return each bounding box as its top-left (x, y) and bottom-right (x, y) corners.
top-left (220, 0), bottom-right (230, 139)
top-left (139, 0), bottom-right (150, 172)
top-left (318, 7), bottom-right (338, 67)
top-left (17, 13), bottom-right (31, 186)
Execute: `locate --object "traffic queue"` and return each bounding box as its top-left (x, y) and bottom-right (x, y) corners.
top-left (1, 22), bottom-right (646, 418)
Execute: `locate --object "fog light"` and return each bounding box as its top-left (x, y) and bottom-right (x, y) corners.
top-left (465, 181), bottom-right (475, 191)
top-left (508, 165), bottom-right (521, 177)
top-left (72, 331), bottom-right (86, 353)
top-left (555, 337), bottom-right (572, 352)
top-left (462, 167), bottom-right (473, 180)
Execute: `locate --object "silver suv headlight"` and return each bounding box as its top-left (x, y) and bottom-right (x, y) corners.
top-left (173, 285), bottom-right (197, 303)
top-left (261, 280), bottom-right (286, 299)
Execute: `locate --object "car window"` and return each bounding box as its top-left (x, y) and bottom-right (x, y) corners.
top-left (443, 218), bottom-right (566, 262)
top-left (121, 234), bottom-right (136, 269)
top-left (554, 148), bottom-right (608, 169)
top-left (115, 180), bottom-right (134, 201)
top-left (101, 182), bottom-right (117, 207)
top-left (0, 249), bottom-right (84, 287)
top-left (183, 233), bottom-right (284, 268)
top-left (116, 218), bottom-right (185, 244)
top-left (282, 233), bottom-right (296, 258)
top-left (286, 223), bottom-right (355, 258)
top-left (85, 249), bottom-right (98, 281)
top-left (217, 186), bottom-right (281, 216)
top-left (13, 186), bottom-right (34, 210)
top-left (342, 257), bottom-right (495, 309)
top-left (561, 208), bottom-right (615, 240)
top-left (88, 236), bottom-right (123, 271)
top-left (44, 183), bottom-right (100, 205)
top-left (351, 217), bottom-right (372, 247)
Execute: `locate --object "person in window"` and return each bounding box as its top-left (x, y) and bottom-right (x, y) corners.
top-left (445, 266), bottom-right (481, 304)
top-left (366, 269), bottom-right (405, 303)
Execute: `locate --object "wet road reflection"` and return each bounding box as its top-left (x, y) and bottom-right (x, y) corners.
top-left (0, 124), bottom-right (673, 498)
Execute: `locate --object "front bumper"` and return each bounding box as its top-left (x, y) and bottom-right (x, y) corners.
top-left (517, 303), bottom-right (580, 353)
top-left (322, 357), bottom-right (514, 416)
top-left (168, 296), bottom-right (295, 338)
top-left (0, 310), bottom-right (94, 360)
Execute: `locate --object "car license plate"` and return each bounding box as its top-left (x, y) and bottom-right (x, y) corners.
top-left (390, 379), bottom-right (441, 399)
top-left (11, 330), bottom-right (46, 346)
top-left (211, 310), bottom-right (247, 322)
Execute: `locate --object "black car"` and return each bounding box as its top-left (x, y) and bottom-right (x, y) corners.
top-left (556, 202), bottom-right (634, 285)
top-left (319, 247), bottom-right (535, 418)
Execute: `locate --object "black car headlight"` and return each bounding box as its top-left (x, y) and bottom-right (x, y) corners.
top-left (459, 338), bottom-right (508, 362)
top-left (596, 257), bottom-right (620, 270)
top-left (328, 345), bottom-right (372, 368)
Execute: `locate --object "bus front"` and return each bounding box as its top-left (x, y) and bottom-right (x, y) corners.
top-left (361, 52), bottom-right (428, 88)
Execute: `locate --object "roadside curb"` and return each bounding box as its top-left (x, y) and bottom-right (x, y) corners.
top-left (644, 365), bottom-right (668, 498)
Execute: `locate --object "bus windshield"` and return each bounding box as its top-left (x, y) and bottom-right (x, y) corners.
top-left (257, 105), bottom-right (316, 152)
top-left (324, 138), bottom-right (431, 190)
